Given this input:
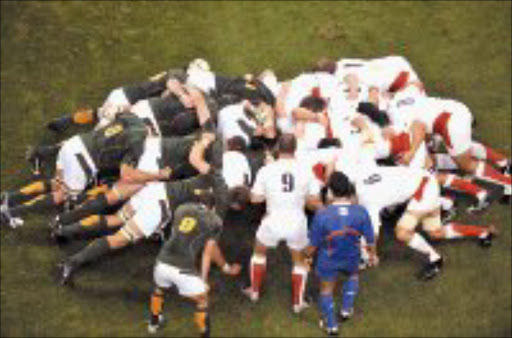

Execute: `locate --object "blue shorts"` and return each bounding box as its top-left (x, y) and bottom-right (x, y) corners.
top-left (315, 258), bottom-right (358, 282)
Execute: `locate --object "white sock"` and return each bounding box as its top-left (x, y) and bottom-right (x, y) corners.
top-left (407, 233), bottom-right (441, 262)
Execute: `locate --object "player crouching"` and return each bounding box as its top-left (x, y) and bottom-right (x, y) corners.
top-left (147, 200), bottom-right (241, 337)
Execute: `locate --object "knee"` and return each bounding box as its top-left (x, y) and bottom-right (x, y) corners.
top-left (428, 229), bottom-right (444, 240)
top-left (395, 226), bottom-right (413, 243)
top-left (107, 232), bottom-right (129, 249)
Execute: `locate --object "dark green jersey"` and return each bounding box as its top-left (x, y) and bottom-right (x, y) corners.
top-left (165, 169), bottom-right (229, 217)
top-left (156, 203), bottom-right (223, 272)
top-left (121, 68), bottom-right (187, 104)
top-left (213, 75), bottom-right (276, 108)
top-left (81, 113), bottom-right (148, 170)
top-left (160, 135), bottom-right (199, 179)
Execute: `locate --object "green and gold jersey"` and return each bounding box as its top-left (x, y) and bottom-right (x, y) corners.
top-left (156, 203), bottom-right (222, 272)
top-left (164, 169), bottom-right (229, 217)
top-left (80, 113), bottom-right (148, 170)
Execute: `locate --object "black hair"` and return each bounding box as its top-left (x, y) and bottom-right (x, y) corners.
top-left (313, 57), bottom-right (337, 74)
top-left (299, 95), bottom-right (327, 113)
top-left (327, 171), bottom-right (354, 198)
top-left (227, 186), bottom-right (251, 210)
top-left (226, 136), bottom-right (247, 152)
top-left (317, 137), bottom-right (341, 149)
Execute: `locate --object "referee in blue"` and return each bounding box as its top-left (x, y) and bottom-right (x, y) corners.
top-left (304, 171), bottom-right (377, 336)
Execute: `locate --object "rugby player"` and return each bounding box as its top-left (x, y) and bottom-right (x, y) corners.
top-left (147, 201), bottom-right (241, 337)
top-left (1, 113), bottom-right (153, 228)
top-left (242, 134), bottom-right (323, 313)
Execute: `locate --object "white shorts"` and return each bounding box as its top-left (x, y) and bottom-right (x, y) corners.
top-left (131, 100), bottom-right (161, 137)
top-left (56, 135), bottom-right (97, 194)
top-left (445, 110), bottom-right (472, 157)
top-left (256, 212), bottom-right (309, 251)
top-left (153, 262), bottom-right (207, 297)
top-left (102, 88), bottom-right (130, 109)
top-left (406, 175), bottom-right (441, 213)
top-left (136, 137), bottom-right (162, 173)
top-left (128, 182), bottom-right (170, 237)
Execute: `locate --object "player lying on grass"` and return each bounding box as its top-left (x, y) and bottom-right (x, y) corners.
top-left (0, 113), bottom-right (160, 228)
top-left (242, 134), bottom-right (323, 313)
top-left (304, 171), bottom-right (377, 336)
top-left (147, 201), bottom-right (241, 338)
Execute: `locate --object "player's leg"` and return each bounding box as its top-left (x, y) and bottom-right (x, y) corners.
top-left (340, 272), bottom-right (359, 321)
top-left (191, 294), bottom-right (210, 338)
top-left (435, 172), bottom-right (490, 213)
top-left (399, 175), bottom-right (445, 280)
top-left (470, 141), bottom-right (510, 174)
top-left (425, 213), bottom-right (496, 248)
top-left (395, 211), bottom-right (443, 280)
top-left (1, 173), bottom-right (66, 228)
top-left (58, 215), bottom-right (142, 285)
top-left (1, 179), bottom-right (53, 208)
top-left (318, 279), bottom-right (339, 336)
top-left (445, 115), bottom-right (511, 202)
top-left (148, 286), bottom-right (166, 334)
top-left (289, 248), bottom-right (310, 314)
top-left (243, 239), bottom-right (268, 302)
top-left (55, 182), bottom-right (143, 225)
top-left (47, 107), bottom-right (98, 133)
top-left (51, 213), bottom-right (122, 243)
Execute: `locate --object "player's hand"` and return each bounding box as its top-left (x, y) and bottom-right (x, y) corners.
top-left (367, 254), bottom-right (379, 268)
top-left (187, 87), bottom-right (205, 105)
top-left (226, 263), bottom-right (241, 276)
top-left (158, 167), bottom-right (173, 180)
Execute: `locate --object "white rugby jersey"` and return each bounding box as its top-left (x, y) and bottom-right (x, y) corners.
top-left (252, 157), bottom-right (321, 215)
top-left (222, 150), bottom-right (252, 188)
top-left (217, 102), bottom-right (257, 146)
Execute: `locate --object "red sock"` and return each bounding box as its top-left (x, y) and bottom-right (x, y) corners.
top-left (443, 174), bottom-right (486, 200)
top-left (250, 256), bottom-right (266, 295)
top-left (444, 222), bottom-right (487, 238)
top-left (291, 265), bottom-right (308, 307)
top-left (476, 162), bottom-right (511, 187)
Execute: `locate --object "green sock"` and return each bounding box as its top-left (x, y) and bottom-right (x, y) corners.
top-left (58, 194), bottom-right (109, 225)
top-left (9, 193), bottom-right (58, 218)
top-left (69, 237), bottom-right (110, 267)
top-left (57, 216), bottom-right (108, 240)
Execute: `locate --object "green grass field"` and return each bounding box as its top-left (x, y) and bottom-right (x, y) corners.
top-left (1, 1), bottom-right (511, 337)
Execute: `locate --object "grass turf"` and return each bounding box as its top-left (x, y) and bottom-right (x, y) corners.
top-left (1, 1), bottom-right (511, 337)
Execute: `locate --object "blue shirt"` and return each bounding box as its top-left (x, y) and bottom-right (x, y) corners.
top-left (309, 204), bottom-right (374, 268)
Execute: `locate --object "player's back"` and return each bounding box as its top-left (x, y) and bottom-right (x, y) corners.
top-left (157, 203), bottom-right (222, 272)
top-left (312, 204), bottom-right (373, 263)
top-left (254, 158), bottom-right (319, 215)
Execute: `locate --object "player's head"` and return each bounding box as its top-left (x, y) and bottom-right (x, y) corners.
top-left (313, 57), bottom-right (337, 74)
top-left (227, 186), bottom-right (251, 211)
top-left (277, 133), bottom-right (297, 156)
top-left (226, 136), bottom-right (247, 152)
top-left (327, 171), bottom-right (355, 199)
top-left (317, 137), bottom-right (341, 149)
top-left (195, 189), bottom-right (216, 209)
